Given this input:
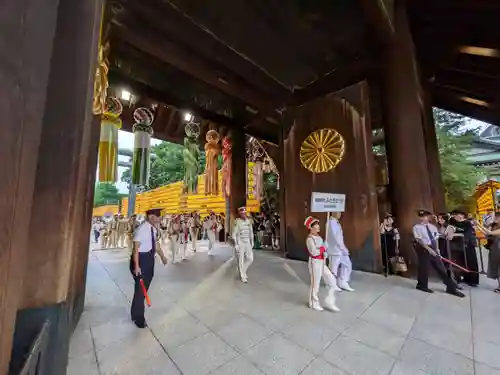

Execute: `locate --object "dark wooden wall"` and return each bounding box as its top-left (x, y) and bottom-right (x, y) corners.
top-left (282, 82), bottom-right (381, 272)
top-left (3, 0), bottom-right (104, 373)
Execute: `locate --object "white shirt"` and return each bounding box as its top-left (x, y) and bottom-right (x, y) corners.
top-left (326, 218), bottom-right (348, 255)
top-left (232, 218), bottom-right (254, 246)
top-left (412, 223), bottom-right (439, 246)
top-left (306, 235), bottom-right (326, 258)
top-left (133, 222), bottom-right (157, 253)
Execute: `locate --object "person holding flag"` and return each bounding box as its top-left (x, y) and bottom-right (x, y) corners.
top-left (412, 209), bottom-right (464, 298)
top-left (130, 208), bottom-right (168, 328)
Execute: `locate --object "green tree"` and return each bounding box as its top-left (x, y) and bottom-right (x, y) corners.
top-left (262, 172), bottom-right (279, 214)
top-left (434, 108), bottom-right (485, 209)
top-left (94, 182), bottom-right (121, 207)
top-left (121, 141), bottom-right (219, 189)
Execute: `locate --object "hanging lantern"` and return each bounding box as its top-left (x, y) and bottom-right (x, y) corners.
top-left (204, 129), bottom-right (220, 195)
top-left (98, 97), bottom-right (122, 182)
top-left (131, 107), bottom-right (154, 186)
top-left (221, 135), bottom-right (232, 198)
top-left (183, 120), bottom-right (201, 194)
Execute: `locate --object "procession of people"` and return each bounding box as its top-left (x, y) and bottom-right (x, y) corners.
top-left (89, 203), bottom-right (497, 329)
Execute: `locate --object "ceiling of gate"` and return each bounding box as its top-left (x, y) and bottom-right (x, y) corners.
top-left (106, 0), bottom-right (376, 144)
top-left (408, 0), bottom-right (500, 126)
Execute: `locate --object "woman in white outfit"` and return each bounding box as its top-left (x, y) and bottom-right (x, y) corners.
top-left (304, 216), bottom-right (340, 312)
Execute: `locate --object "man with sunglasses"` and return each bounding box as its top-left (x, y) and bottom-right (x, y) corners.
top-left (130, 208), bottom-right (168, 328)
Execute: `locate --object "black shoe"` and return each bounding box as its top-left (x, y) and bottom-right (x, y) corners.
top-left (416, 286), bottom-right (434, 293)
top-left (132, 319), bottom-right (147, 328)
top-left (446, 289), bottom-right (465, 298)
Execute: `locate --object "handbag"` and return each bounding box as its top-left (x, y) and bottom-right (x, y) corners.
top-left (390, 255), bottom-right (408, 273)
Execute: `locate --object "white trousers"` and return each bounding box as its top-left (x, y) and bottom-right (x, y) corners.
top-left (236, 242), bottom-right (254, 280)
top-left (308, 258), bottom-right (336, 308)
top-left (190, 228), bottom-right (199, 251)
top-left (328, 254), bottom-right (353, 283)
top-left (170, 234), bottom-right (180, 262)
top-left (117, 231), bottom-right (126, 248)
top-left (207, 230), bottom-right (216, 253)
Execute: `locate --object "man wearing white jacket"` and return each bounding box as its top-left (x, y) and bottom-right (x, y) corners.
top-left (326, 212), bottom-right (355, 292)
top-left (232, 207), bottom-right (254, 283)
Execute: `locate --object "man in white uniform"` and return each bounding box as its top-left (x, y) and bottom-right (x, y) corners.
top-left (232, 206), bottom-right (254, 283)
top-left (130, 208), bottom-right (168, 328)
top-left (327, 212), bottom-right (355, 292)
top-left (204, 212), bottom-right (218, 255)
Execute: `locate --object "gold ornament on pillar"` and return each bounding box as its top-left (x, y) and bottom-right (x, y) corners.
top-left (92, 42), bottom-right (110, 115)
top-left (300, 128), bottom-right (345, 173)
top-left (204, 129), bottom-right (220, 195)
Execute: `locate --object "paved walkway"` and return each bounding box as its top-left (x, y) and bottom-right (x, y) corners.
top-left (68, 241), bottom-right (500, 375)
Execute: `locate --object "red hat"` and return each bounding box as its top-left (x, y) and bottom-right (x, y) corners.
top-left (304, 216), bottom-right (319, 230)
top-left (238, 207), bottom-right (247, 213)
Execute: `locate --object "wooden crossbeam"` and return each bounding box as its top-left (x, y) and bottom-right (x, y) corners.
top-left (111, 23), bottom-right (283, 119)
top-left (431, 86), bottom-right (500, 126)
top-left (359, 0), bottom-right (395, 45)
top-left (123, 0), bottom-right (290, 98)
top-left (290, 58), bottom-right (372, 106)
top-left (109, 70), bottom-right (279, 144)
top-left (434, 69), bottom-right (500, 103)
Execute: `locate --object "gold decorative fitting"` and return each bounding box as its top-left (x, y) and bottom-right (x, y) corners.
top-left (300, 128), bottom-right (346, 173)
top-left (92, 42), bottom-right (110, 115)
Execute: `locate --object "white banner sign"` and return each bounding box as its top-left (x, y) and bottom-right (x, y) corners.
top-left (310, 192), bottom-right (346, 213)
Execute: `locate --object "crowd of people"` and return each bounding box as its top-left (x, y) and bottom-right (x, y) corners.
top-left (92, 205), bottom-right (500, 328)
top-left (378, 208), bottom-right (500, 295)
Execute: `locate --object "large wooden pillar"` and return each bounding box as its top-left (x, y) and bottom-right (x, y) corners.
top-left (283, 82), bottom-right (381, 272)
top-left (422, 89), bottom-right (446, 213)
top-left (9, 0), bottom-right (103, 373)
top-left (230, 130), bottom-right (247, 223)
top-left (381, 0), bottom-right (434, 263)
top-left (0, 1), bottom-right (60, 372)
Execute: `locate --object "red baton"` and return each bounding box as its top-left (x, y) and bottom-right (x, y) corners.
top-left (440, 256), bottom-right (475, 273)
top-left (139, 278), bottom-right (152, 307)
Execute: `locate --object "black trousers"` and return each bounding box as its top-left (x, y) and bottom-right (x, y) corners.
top-left (416, 244), bottom-right (456, 291)
top-left (130, 251), bottom-right (155, 322)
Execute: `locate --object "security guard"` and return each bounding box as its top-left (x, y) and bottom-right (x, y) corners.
top-left (130, 208), bottom-right (168, 328)
top-left (413, 209), bottom-right (464, 298)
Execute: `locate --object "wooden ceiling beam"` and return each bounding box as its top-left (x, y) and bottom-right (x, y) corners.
top-left (290, 58), bottom-right (372, 106)
top-left (359, 0), bottom-right (395, 45)
top-left (109, 70), bottom-right (279, 145)
top-left (111, 23), bottom-right (283, 119)
top-left (434, 69), bottom-right (500, 103)
top-left (120, 0), bottom-right (291, 98)
top-left (431, 86), bottom-right (500, 126)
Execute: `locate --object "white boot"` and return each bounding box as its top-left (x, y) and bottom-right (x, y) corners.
top-left (338, 281), bottom-right (355, 292)
top-left (309, 301), bottom-right (324, 311)
top-left (324, 289), bottom-right (340, 312)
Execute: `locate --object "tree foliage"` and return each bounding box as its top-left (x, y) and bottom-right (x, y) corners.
top-left (94, 182), bottom-right (121, 207)
top-left (433, 108), bottom-right (484, 209)
top-left (121, 141), bottom-right (222, 189)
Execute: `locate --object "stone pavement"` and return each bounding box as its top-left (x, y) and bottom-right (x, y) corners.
top-left (68, 241), bottom-right (500, 375)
